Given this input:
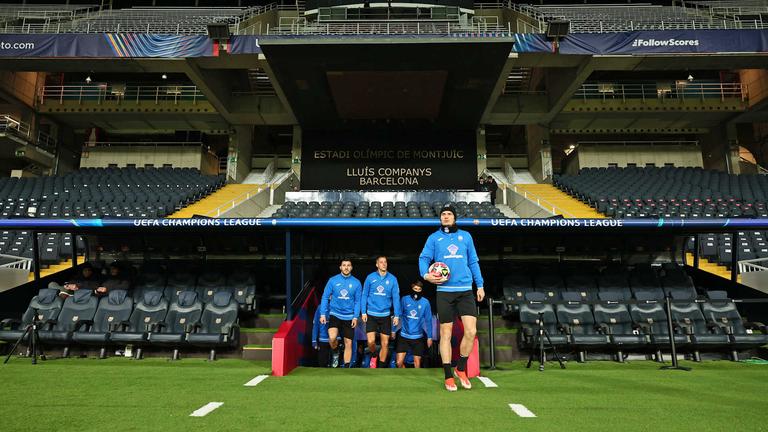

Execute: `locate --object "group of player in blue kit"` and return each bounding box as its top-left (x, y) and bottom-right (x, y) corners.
top-left (313, 256), bottom-right (434, 369)
top-left (313, 205), bottom-right (485, 391)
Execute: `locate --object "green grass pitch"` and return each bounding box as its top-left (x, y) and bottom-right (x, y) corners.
top-left (0, 358), bottom-right (766, 431)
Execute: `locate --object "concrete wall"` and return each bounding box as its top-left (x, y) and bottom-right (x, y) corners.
top-left (80, 146), bottom-right (207, 169)
top-left (219, 187), bottom-right (270, 218)
top-left (507, 187), bottom-right (556, 218)
top-left (526, 125), bottom-right (550, 182)
top-left (740, 69), bottom-right (768, 108)
top-left (564, 144), bottom-right (704, 174)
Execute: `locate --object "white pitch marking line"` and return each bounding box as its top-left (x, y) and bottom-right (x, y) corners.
top-left (478, 376), bottom-right (498, 388)
top-left (190, 402), bottom-right (224, 417)
top-left (244, 374), bottom-right (269, 387)
top-left (509, 403), bottom-right (536, 418)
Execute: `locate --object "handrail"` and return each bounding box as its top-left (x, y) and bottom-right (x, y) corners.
top-left (86, 141), bottom-right (206, 148)
top-left (512, 185), bottom-right (575, 218)
top-left (39, 84), bottom-right (205, 105)
top-left (0, 253), bottom-right (32, 271)
top-left (267, 18), bottom-right (511, 35)
top-left (0, 114), bottom-right (58, 152)
top-left (206, 186), bottom-right (265, 217)
top-left (575, 82), bottom-right (748, 102)
top-left (738, 257), bottom-right (768, 274)
top-left (739, 156), bottom-right (768, 175)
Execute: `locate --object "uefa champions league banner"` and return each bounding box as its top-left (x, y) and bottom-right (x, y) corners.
top-left (514, 29), bottom-right (768, 55)
top-left (0, 218), bottom-right (768, 230)
top-left (0, 34), bottom-right (213, 57)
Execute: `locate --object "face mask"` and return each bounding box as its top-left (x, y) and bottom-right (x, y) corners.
top-left (411, 292), bottom-right (422, 301)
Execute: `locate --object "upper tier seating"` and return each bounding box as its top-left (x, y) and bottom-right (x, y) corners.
top-left (272, 200), bottom-right (502, 218)
top-left (554, 167), bottom-right (768, 219)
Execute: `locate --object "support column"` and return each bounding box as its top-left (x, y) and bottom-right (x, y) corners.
top-left (291, 124), bottom-right (302, 181)
top-left (476, 125), bottom-right (487, 176)
top-left (699, 125), bottom-right (731, 172)
top-left (227, 125), bottom-right (254, 183)
top-left (526, 124), bottom-right (552, 183)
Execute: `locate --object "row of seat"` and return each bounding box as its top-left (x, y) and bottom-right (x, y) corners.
top-left (515, 290), bottom-right (768, 362)
top-left (272, 200), bottom-right (501, 218)
top-left (687, 232), bottom-right (768, 269)
top-left (0, 288), bottom-right (239, 360)
top-left (554, 167), bottom-right (768, 219)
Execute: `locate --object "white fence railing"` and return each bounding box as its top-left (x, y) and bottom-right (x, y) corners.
top-left (39, 85), bottom-right (205, 106)
top-left (205, 187), bottom-right (265, 218)
top-left (738, 257), bottom-right (768, 274)
top-left (0, 254), bottom-right (32, 271)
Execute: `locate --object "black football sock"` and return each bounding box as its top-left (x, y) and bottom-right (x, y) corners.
top-left (443, 363), bottom-right (453, 380)
top-left (457, 355), bottom-right (468, 372)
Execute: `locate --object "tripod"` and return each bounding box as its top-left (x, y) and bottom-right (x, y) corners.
top-left (526, 312), bottom-right (566, 371)
top-left (4, 311), bottom-right (47, 365)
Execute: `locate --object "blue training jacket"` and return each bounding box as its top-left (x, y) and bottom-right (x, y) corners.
top-left (320, 273), bottom-right (362, 320)
top-left (312, 308), bottom-right (330, 344)
top-left (361, 271), bottom-right (402, 318)
top-left (418, 227), bottom-right (484, 292)
top-left (398, 295), bottom-right (433, 340)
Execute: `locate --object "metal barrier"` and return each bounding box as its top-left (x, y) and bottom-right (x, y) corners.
top-left (738, 257), bottom-right (768, 274)
top-left (0, 114), bottom-right (57, 153)
top-left (268, 18), bottom-right (511, 35)
top-left (574, 82), bottom-right (748, 103)
top-left (39, 85), bottom-right (206, 105)
top-left (0, 254), bottom-right (32, 271)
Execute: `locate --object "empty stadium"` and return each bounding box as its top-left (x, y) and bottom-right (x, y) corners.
top-left (0, 0), bottom-right (767, 430)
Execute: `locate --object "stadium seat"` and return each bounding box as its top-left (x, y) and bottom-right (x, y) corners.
top-left (518, 292), bottom-right (569, 351)
top-left (150, 290), bottom-right (203, 360)
top-left (72, 290), bottom-right (134, 358)
top-left (187, 291), bottom-right (240, 360)
top-left (629, 292), bottom-right (688, 360)
top-left (555, 292), bottom-right (609, 362)
top-left (593, 292), bottom-right (647, 362)
top-left (38, 289), bottom-right (99, 357)
top-left (701, 291), bottom-right (768, 361)
top-left (110, 290), bottom-right (169, 359)
top-left (0, 288), bottom-right (63, 344)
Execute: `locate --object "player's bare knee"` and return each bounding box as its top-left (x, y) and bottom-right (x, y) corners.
top-left (464, 327), bottom-right (477, 339)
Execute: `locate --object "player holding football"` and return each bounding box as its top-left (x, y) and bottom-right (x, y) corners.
top-left (419, 204), bottom-right (484, 392)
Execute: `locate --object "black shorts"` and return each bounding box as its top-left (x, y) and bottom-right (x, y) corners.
top-left (396, 336), bottom-right (427, 357)
top-left (365, 316), bottom-right (391, 335)
top-left (437, 290), bottom-right (477, 324)
top-left (328, 315), bottom-right (355, 340)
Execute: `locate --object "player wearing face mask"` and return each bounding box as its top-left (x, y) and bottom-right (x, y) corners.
top-left (395, 280), bottom-right (433, 368)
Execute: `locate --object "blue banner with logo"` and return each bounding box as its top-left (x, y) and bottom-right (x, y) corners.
top-left (230, 35), bottom-right (262, 54)
top-left (514, 29), bottom-right (768, 55)
top-left (0, 217), bottom-right (766, 231)
top-left (0, 34), bottom-right (213, 57)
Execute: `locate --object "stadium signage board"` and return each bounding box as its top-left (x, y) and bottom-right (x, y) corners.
top-left (1, 218), bottom-right (767, 232)
top-left (301, 130), bottom-right (476, 190)
top-left (514, 29), bottom-right (768, 55)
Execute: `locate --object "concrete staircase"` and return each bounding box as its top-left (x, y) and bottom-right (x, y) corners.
top-left (684, 252), bottom-right (741, 284)
top-left (495, 203), bottom-right (519, 218)
top-left (240, 313), bottom-right (283, 361)
top-left (168, 184), bottom-right (263, 218)
top-left (257, 205), bottom-right (282, 218)
top-left (514, 184), bottom-right (605, 218)
top-left (28, 255), bottom-right (85, 282)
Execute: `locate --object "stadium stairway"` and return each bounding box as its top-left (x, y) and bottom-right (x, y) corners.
top-left (27, 256), bottom-right (85, 282)
top-left (239, 313), bottom-right (283, 361)
top-left (684, 252), bottom-right (741, 284)
top-left (168, 184), bottom-right (262, 218)
top-left (514, 184), bottom-right (605, 218)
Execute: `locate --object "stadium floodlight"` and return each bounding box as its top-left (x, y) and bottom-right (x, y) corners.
top-left (687, 74), bottom-right (694, 82)
top-left (207, 23), bottom-right (231, 40)
top-left (161, 74), bottom-right (168, 80)
top-left (545, 20), bottom-right (570, 39)
top-left (85, 75), bottom-right (92, 84)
